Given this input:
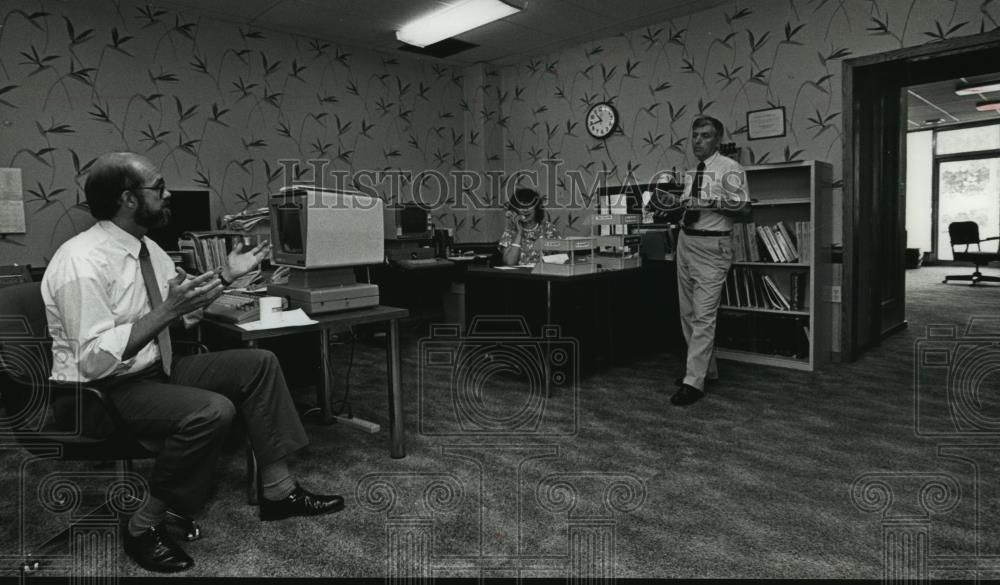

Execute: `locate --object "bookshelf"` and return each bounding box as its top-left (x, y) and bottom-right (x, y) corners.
top-left (715, 160), bottom-right (833, 372)
top-left (178, 231), bottom-right (253, 273)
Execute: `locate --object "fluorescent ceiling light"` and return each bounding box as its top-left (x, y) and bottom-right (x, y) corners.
top-left (396, 0), bottom-right (521, 48)
top-left (975, 100), bottom-right (1000, 112)
top-left (956, 81), bottom-right (1000, 95)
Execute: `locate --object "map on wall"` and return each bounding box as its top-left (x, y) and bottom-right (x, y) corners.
top-left (0, 168), bottom-right (26, 234)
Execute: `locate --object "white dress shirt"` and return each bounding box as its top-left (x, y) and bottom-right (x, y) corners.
top-left (43, 221), bottom-right (186, 382)
top-left (682, 151), bottom-right (749, 232)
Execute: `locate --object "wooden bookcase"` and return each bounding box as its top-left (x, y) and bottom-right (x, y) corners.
top-left (715, 160), bottom-right (833, 371)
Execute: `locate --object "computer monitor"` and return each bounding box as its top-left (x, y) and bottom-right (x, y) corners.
top-left (267, 186), bottom-right (385, 313)
top-left (148, 189), bottom-right (212, 250)
top-left (383, 204), bottom-right (432, 240)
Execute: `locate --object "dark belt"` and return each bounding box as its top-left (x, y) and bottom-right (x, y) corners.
top-left (683, 228), bottom-right (732, 237)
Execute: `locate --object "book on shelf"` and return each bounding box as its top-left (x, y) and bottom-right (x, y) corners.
top-left (722, 267), bottom-right (803, 312)
top-left (747, 222), bottom-right (760, 262)
top-left (758, 225), bottom-right (782, 262)
top-left (732, 224), bottom-right (742, 261)
top-left (761, 274), bottom-right (791, 310)
top-left (178, 231), bottom-right (256, 274)
top-left (717, 311), bottom-right (810, 359)
top-left (775, 221), bottom-right (799, 261)
top-left (790, 271), bottom-right (807, 311)
top-left (739, 221), bottom-right (812, 263)
top-left (794, 221), bottom-right (811, 264)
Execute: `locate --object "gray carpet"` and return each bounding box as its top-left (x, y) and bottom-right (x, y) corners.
top-left (2, 264), bottom-right (999, 578)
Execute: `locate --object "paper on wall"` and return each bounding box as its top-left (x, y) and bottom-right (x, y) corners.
top-left (0, 168), bottom-right (25, 234)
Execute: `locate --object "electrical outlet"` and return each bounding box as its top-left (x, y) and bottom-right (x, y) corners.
top-left (830, 285), bottom-right (842, 303)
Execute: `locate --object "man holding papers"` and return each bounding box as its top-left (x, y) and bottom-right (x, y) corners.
top-left (671, 116), bottom-right (751, 407)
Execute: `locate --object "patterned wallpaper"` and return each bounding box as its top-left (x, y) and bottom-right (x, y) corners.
top-left (2, 0), bottom-right (998, 266)
top-left (494, 0), bottom-right (1000, 238)
top-left (0, 0), bottom-right (471, 265)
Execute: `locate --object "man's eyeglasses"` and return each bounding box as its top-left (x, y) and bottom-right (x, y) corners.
top-left (133, 183), bottom-right (166, 198)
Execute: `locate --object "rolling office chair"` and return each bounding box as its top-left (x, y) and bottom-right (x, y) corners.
top-left (943, 221), bottom-right (1000, 285)
top-left (0, 281), bottom-right (202, 574)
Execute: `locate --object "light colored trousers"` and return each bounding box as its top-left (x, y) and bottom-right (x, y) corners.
top-left (676, 232), bottom-right (734, 391)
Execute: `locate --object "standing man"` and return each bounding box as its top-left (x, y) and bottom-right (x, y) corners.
top-left (671, 116), bottom-right (750, 406)
top-left (42, 152), bottom-right (345, 573)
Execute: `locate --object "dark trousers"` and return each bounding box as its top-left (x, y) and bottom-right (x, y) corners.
top-left (104, 349), bottom-right (309, 516)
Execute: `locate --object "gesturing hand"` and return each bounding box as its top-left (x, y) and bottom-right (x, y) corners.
top-left (225, 239), bottom-right (271, 282)
top-left (164, 268), bottom-right (224, 316)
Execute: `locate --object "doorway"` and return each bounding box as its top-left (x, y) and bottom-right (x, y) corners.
top-left (842, 31), bottom-right (1000, 360)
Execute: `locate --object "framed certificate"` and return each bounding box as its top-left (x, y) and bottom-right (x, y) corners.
top-left (746, 106), bottom-right (786, 140)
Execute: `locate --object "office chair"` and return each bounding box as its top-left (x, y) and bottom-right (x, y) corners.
top-left (943, 221), bottom-right (1000, 285)
top-left (0, 282), bottom-right (202, 574)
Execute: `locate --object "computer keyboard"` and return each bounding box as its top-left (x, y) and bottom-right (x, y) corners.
top-left (205, 291), bottom-right (262, 324)
top-left (393, 258), bottom-right (455, 269)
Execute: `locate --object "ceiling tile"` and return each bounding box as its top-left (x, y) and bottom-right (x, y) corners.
top-left (455, 20), bottom-right (542, 48)
top-left (906, 77), bottom-right (1000, 129)
top-left (503, 1), bottom-right (605, 37)
top-left (292, 0), bottom-right (451, 27)
top-left (254, 0), bottom-right (398, 45)
top-left (157, 0), bottom-right (285, 22)
top-left (116, 0), bottom-right (756, 66)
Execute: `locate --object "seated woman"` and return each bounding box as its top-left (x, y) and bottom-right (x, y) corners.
top-left (498, 188), bottom-right (560, 266)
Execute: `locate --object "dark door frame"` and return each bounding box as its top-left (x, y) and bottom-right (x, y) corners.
top-left (842, 29), bottom-right (1000, 361)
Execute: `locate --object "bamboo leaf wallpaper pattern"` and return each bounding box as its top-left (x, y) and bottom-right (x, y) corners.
top-left (0, 0), bottom-right (469, 263)
top-left (1, 0), bottom-right (999, 263)
top-left (493, 0), bottom-right (1000, 234)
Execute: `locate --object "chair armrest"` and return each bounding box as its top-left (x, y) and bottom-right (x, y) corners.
top-left (48, 380), bottom-right (135, 439)
top-left (75, 384), bottom-right (114, 409)
top-left (173, 339), bottom-right (209, 356)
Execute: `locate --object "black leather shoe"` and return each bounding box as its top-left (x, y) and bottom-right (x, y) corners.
top-left (122, 524), bottom-right (194, 573)
top-left (670, 384), bottom-right (705, 407)
top-left (674, 376), bottom-right (718, 387)
top-left (260, 484), bottom-right (345, 521)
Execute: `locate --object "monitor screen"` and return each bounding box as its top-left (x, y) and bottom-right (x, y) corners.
top-left (276, 206), bottom-right (304, 254)
top-left (148, 189), bottom-right (212, 250)
top-left (270, 186), bottom-right (384, 269)
top-left (400, 206), bottom-right (428, 234)
top-left (384, 204), bottom-right (432, 239)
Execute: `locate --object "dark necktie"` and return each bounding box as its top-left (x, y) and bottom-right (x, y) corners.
top-left (138, 241), bottom-right (172, 376)
top-left (682, 161), bottom-right (706, 227)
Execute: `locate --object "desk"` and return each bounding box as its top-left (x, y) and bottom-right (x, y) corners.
top-left (201, 305), bottom-right (409, 459)
top-left (370, 262), bottom-right (461, 323)
top-left (463, 265), bottom-right (678, 374)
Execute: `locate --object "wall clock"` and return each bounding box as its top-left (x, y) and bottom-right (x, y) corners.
top-left (586, 102), bottom-right (619, 139)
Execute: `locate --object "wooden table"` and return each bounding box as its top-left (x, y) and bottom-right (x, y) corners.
top-left (201, 305), bottom-right (409, 459)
